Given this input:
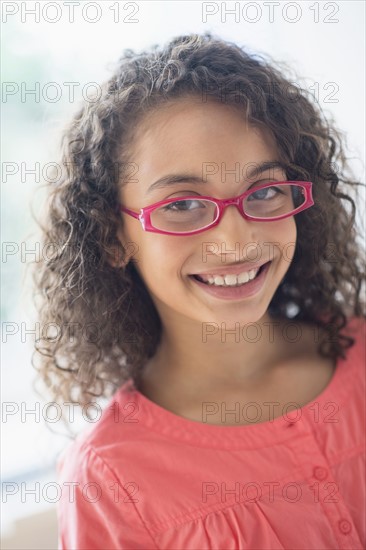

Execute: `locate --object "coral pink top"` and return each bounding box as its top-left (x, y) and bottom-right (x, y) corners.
top-left (57, 317), bottom-right (365, 549)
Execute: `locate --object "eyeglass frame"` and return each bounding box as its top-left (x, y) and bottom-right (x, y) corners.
top-left (117, 180), bottom-right (314, 236)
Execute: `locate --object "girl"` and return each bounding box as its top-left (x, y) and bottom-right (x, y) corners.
top-left (33, 33), bottom-right (366, 549)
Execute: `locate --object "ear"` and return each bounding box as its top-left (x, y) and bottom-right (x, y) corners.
top-left (106, 227), bottom-right (139, 268)
top-left (106, 245), bottom-right (126, 268)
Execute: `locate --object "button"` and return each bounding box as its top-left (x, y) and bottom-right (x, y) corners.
top-left (287, 422), bottom-right (296, 428)
top-left (338, 519), bottom-right (352, 534)
top-left (313, 466), bottom-right (328, 480)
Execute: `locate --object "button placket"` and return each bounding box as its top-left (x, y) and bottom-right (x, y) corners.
top-left (297, 373), bottom-right (364, 548)
top-left (306, 462), bottom-right (362, 548)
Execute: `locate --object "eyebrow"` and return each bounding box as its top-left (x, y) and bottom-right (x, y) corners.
top-left (146, 161), bottom-right (286, 194)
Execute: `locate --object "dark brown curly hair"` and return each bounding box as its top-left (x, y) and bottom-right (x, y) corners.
top-left (31, 32), bottom-right (366, 414)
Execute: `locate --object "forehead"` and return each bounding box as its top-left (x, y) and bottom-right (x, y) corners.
top-left (122, 97), bottom-right (281, 189)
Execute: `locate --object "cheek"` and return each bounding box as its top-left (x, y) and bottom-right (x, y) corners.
top-left (131, 232), bottom-right (192, 285)
top-left (260, 218), bottom-right (297, 265)
top-left (277, 218), bottom-right (297, 264)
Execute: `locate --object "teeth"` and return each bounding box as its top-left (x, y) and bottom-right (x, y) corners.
top-left (224, 274), bottom-right (237, 286)
top-left (238, 271), bottom-right (250, 284)
top-left (203, 267), bottom-right (260, 286)
top-left (212, 275), bottom-right (224, 285)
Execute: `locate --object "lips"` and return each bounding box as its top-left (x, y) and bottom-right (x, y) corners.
top-left (189, 260), bottom-right (271, 299)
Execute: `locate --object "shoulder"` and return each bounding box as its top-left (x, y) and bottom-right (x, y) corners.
top-left (316, 315), bottom-right (365, 374)
top-left (333, 316), bottom-right (366, 369)
top-left (342, 315), bottom-right (365, 338)
top-left (56, 380), bottom-right (156, 548)
top-left (295, 315), bottom-right (365, 360)
top-left (342, 316), bottom-right (366, 370)
top-left (323, 316), bottom-right (366, 408)
top-left (57, 379), bottom-right (142, 479)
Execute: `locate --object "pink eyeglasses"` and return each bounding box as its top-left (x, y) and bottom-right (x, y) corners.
top-left (118, 181), bottom-right (314, 236)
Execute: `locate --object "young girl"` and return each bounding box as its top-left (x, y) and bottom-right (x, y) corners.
top-left (33, 33), bottom-right (366, 549)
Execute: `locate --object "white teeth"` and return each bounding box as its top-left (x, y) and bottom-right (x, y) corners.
top-left (224, 274), bottom-right (237, 286)
top-left (238, 271), bottom-right (250, 284)
top-left (212, 275), bottom-right (224, 285)
top-left (203, 267), bottom-right (260, 287)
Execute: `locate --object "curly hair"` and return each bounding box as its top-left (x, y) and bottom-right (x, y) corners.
top-left (32, 32), bottom-right (366, 413)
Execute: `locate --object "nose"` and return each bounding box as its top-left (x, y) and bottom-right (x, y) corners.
top-left (219, 202), bottom-right (253, 230)
top-left (209, 204), bottom-right (257, 259)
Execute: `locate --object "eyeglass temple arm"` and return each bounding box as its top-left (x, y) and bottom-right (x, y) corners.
top-left (119, 205), bottom-right (140, 219)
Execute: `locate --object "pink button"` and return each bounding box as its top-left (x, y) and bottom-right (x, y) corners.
top-left (313, 466), bottom-right (328, 480)
top-left (338, 519), bottom-right (352, 534)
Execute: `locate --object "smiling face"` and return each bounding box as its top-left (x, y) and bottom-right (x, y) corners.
top-left (116, 96), bottom-right (297, 328)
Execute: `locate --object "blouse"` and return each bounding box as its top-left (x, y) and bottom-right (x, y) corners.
top-left (57, 316), bottom-right (365, 549)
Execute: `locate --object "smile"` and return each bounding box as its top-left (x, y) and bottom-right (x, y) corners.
top-left (191, 260), bottom-right (271, 287)
top-left (189, 261), bottom-right (272, 300)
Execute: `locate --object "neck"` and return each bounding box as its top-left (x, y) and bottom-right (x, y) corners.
top-left (138, 310), bottom-right (292, 404)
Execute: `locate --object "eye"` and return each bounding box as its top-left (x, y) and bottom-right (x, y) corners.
top-left (248, 186), bottom-right (284, 200)
top-left (162, 199), bottom-right (206, 212)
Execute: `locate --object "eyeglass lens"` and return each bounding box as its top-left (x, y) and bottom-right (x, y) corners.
top-left (150, 184), bottom-right (305, 233)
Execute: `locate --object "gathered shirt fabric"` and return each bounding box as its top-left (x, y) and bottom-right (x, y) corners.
top-left (57, 317), bottom-right (365, 549)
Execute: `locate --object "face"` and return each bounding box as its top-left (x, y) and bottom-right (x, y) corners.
top-left (116, 97), bottom-right (297, 328)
